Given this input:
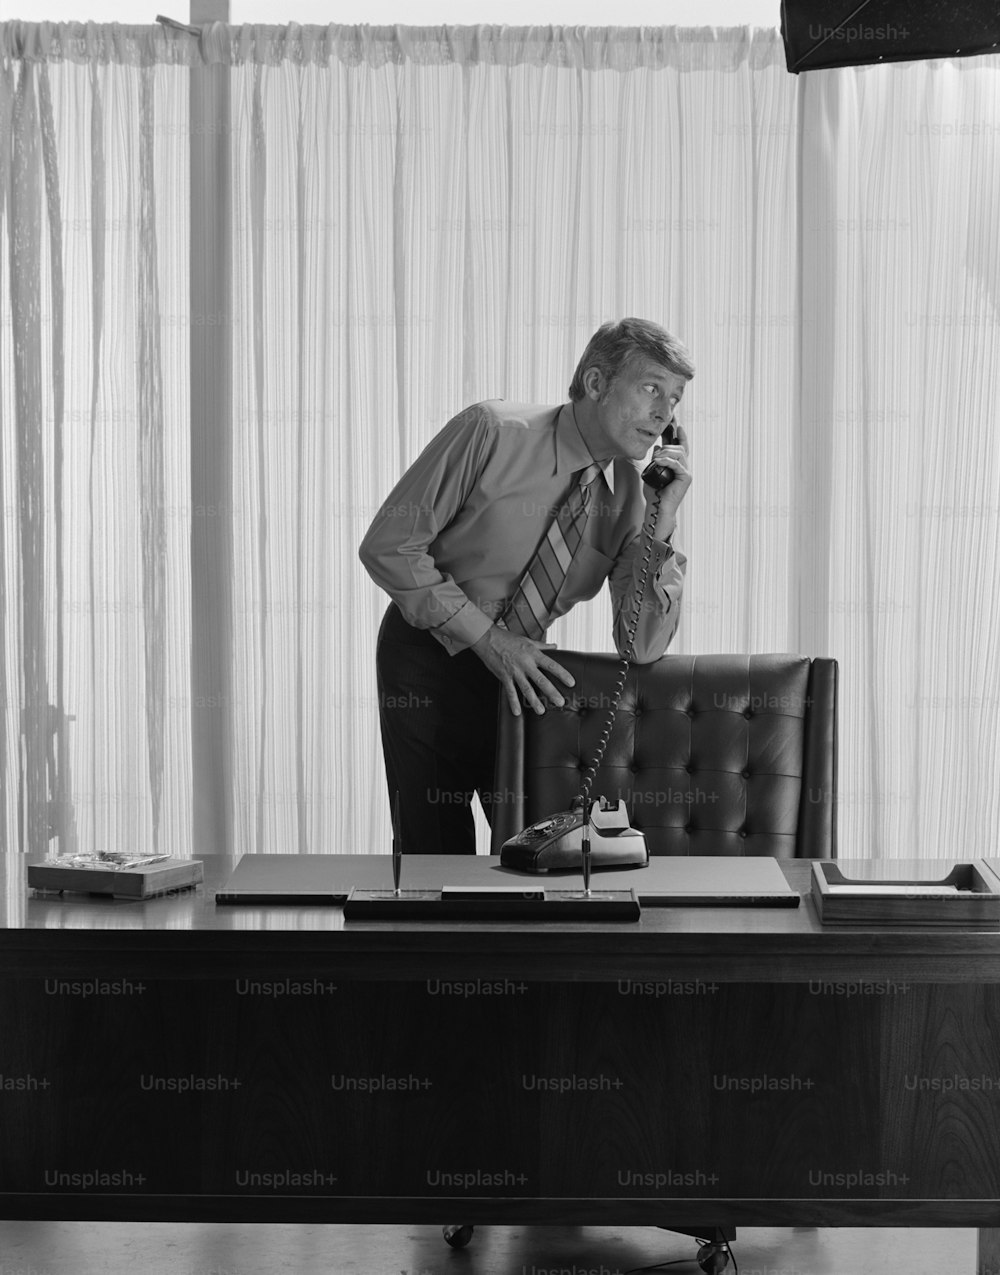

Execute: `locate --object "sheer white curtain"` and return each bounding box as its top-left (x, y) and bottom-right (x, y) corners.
top-left (1, 21), bottom-right (998, 860)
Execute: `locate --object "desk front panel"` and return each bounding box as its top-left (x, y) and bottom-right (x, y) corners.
top-left (2, 970), bottom-right (1000, 1224)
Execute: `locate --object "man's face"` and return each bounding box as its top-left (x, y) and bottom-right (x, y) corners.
top-left (586, 356), bottom-right (687, 461)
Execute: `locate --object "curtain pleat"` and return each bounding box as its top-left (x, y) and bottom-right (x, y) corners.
top-left (9, 62), bottom-right (49, 851)
top-left (35, 65), bottom-right (72, 855)
top-left (0, 58), bottom-right (8, 841)
top-left (248, 60), bottom-right (269, 859)
top-left (84, 60), bottom-right (105, 858)
top-left (137, 63), bottom-right (165, 854)
top-left (1, 22), bottom-right (998, 859)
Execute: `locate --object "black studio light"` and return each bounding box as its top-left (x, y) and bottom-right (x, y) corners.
top-left (779, 0), bottom-right (1000, 72)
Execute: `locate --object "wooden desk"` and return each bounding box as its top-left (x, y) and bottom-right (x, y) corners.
top-left (1, 854), bottom-right (998, 1275)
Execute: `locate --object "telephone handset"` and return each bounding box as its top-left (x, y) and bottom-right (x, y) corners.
top-left (641, 419), bottom-right (678, 490)
top-left (500, 422), bottom-right (677, 875)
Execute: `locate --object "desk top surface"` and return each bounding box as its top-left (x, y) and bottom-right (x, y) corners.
top-left (2, 853), bottom-right (1000, 943)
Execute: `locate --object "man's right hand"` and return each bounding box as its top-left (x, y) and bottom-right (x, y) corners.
top-left (471, 626), bottom-right (576, 717)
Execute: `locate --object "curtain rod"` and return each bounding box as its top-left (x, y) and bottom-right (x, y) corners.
top-left (156, 14), bottom-right (201, 36)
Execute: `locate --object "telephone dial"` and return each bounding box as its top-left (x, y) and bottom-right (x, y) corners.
top-left (500, 422), bottom-right (679, 874)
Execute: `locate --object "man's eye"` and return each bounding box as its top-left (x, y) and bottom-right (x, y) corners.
top-left (644, 384), bottom-right (658, 395)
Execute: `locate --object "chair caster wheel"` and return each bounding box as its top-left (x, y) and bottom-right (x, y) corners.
top-left (442, 1224), bottom-right (474, 1248)
top-left (697, 1241), bottom-right (731, 1273)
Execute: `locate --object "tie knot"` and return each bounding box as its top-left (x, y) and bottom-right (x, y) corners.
top-left (579, 461), bottom-right (603, 487)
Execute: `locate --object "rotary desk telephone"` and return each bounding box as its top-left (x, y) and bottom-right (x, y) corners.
top-left (500, 422), bottom-right (679, 875)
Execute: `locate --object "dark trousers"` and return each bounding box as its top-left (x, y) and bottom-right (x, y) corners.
top-left (375, 603), bottom-right (501, 854)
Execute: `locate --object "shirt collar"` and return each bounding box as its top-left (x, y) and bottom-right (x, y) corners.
top-left (555, 403), bottom-right (616, 495)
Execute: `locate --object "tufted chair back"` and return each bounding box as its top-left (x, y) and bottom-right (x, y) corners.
top-left (490, 652), bottom-right (837, 858)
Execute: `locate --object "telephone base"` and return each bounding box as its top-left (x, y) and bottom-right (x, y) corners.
top-left (500, 845), bottom-right (648, 873)
top-left (500, 798), bottom-right (649, 873)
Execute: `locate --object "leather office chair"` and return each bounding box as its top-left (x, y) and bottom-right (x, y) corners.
top-left (491, 651), bottom-right (837, 860)
top-left (446, 652), bottom-right (837, 1273)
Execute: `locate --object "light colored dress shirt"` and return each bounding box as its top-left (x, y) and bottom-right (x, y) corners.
top-left (359, 399), bottom-right (687, 663)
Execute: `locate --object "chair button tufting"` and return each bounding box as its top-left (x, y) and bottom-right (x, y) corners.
top-left (743, 708), bottom-right (753, 719)
top-left (739, 828), bottom-right (748, 838)
top-left (741, 768), bottom-right (751, 779)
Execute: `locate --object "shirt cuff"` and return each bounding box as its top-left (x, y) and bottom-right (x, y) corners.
top-left (430, 599), bottom-right (496, 656)
top-left (649, 538), bottom-right (675, 571)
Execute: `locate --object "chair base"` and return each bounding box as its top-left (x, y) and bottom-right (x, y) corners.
top-left (443, 1222), bottom-right (736, 1269)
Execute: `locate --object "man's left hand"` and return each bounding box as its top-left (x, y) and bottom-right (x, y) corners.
top-left (643, 421), bottom-right (691, 541)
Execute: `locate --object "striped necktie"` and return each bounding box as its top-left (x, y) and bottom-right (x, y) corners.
top-left (499, 462), bottom-right (604, 640)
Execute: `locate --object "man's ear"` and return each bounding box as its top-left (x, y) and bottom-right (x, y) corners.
top-left (581, 366), bottom-right (606, 401)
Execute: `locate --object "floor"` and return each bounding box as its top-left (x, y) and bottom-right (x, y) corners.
top-left (0, 1221), bottom-right (976, 1275)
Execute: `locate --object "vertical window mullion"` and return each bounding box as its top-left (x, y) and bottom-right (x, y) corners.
top-left (189, 0), bottom-right (233, 852)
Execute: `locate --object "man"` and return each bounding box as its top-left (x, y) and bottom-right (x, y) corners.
top-left (359, 317), bottom-right (694, 854)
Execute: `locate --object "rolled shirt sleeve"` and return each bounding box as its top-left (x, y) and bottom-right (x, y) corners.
top-left (609, 534), bottom-right (687, 664)
top-left (358, 405), bottom-right (497, 653)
